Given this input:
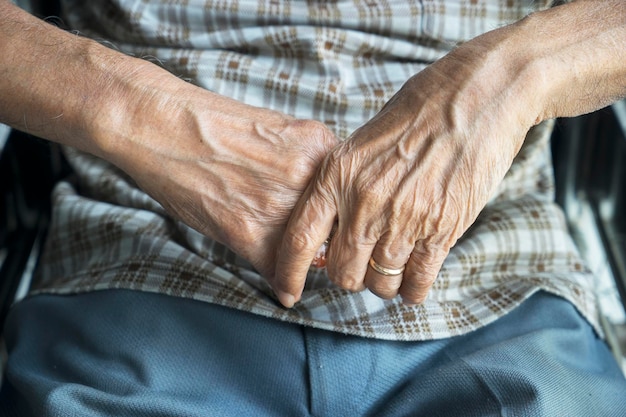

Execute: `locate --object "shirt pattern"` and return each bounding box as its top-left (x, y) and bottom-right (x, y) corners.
top-left (31, 0), bottom-right (598, 341)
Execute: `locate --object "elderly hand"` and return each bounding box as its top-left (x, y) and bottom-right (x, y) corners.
top-left (271, 26), bottom-right (544, 307)
top-left (0, 0), bottom-right (339, 282)
top-left (116, 85), bottom-right (339, 280)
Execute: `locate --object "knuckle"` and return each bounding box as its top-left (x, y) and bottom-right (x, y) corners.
top-left (376, 245), bottom-right (409, 265)
top-left (410, 243), bottom-right (449, 269)
top-left (330, 270), bottom-right (364, 293)
top-left (295, 119), bottom-right (330, 137)
top-left (284, 227), bottom-right (317, 255)
top-left (284, 156), bottom-right (314, 182)
top-left (296, 120), bottom-right (339, 152)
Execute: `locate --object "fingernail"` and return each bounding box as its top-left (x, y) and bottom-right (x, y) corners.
top-left (276, 290), bottom-right (296, 308)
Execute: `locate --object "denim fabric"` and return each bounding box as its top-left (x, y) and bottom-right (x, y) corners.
top-left (1, 290), bottom-right (625, 416)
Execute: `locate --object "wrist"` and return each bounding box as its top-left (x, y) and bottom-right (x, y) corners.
top-left (506, 1), bottom-right (626, 121)
top-left (459, 19), bottom-right (549, 130)
top-left (85, 51), bottom-right (199, 172)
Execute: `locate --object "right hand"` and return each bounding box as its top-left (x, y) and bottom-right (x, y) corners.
top-left (0, 0), bottom-right (336, 275)
top-left (105, 73), bottom-right (339, 280)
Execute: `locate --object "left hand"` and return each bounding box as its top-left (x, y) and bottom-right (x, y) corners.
top-left (271, 27), bottom-right (543, 307)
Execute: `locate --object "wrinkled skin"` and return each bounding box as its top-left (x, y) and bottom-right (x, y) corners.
top-left (2, 0), bottom-right (624, 308)
top-left (120, 92), bottom-right (339, 280)
top-left (270, 1), bottom-right (626, 307)
top-left (0, 0), bottom-right (340, 283)
top-left (272, 29), bottom-right (540, 307)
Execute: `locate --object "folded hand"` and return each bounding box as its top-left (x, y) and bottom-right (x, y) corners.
top-left (272, 31), bottom-right (540, 306)
top-left (117, 88), bottom-right (338, 280)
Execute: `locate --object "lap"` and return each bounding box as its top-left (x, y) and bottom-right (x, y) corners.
top-left (1, 290), bottom-right (624, 416)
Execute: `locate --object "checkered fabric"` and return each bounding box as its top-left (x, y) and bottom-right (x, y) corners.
top-left (32, 0), bottom-right (595, 341)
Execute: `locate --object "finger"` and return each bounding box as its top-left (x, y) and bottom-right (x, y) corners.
top-left (325, 217), bottom-right (376, 293)
top-left (399, 243), bottom-right (449, 305)
top-left (363, 233), bottom-right (413, 299)
top-left (273, 182), bottom-right (336, 308)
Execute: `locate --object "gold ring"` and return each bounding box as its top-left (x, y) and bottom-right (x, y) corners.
top-left (368, 257), bottom-right (405, 276)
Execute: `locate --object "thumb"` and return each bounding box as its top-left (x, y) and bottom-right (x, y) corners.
top-left (272, 182), bottom-right (336, 307)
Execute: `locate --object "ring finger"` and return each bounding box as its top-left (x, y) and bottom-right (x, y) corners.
top-left (363, 233), bottom-right (413, 299)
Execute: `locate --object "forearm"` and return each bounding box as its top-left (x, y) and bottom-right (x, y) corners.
top-left (511, 0), bottom-right (625, 122)
top-left (271, 0), bottom-right (626, 305)
top-left (0, 1), bottom-right (194, 165)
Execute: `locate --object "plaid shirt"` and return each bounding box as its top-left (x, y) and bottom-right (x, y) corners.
top-left (33, 0), bottom-right (595, 341)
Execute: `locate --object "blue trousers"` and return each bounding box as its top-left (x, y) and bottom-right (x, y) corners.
top-left (1, 290), bottom-right (625, 416)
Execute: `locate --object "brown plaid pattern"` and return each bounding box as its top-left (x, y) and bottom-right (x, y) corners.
top-left (32, 0), bottom-right (597, 341)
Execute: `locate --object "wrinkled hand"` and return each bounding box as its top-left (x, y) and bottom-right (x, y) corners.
top-left (115, 86), bottom-right (338, 280)
top-left (0, 1), bottom-right (337, 283)
top-left (272, 31), bottom-right (542, 307)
